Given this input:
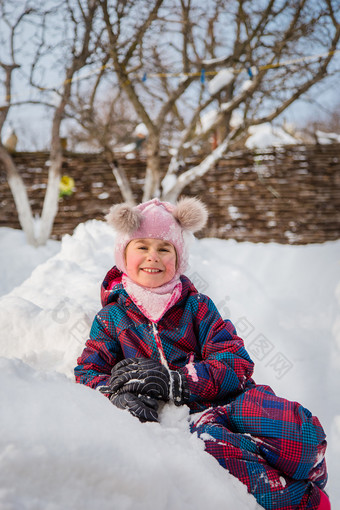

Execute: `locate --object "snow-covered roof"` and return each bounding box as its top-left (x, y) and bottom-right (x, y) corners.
top-left (315, 130), bottom-right (340, 144)
top-left (245, 123), bottom-right (298, 149)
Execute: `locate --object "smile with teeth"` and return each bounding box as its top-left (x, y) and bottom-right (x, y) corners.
top-left (142, 268), bottom-right (162, 273)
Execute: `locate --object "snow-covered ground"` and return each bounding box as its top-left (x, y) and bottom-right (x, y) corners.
top-left (0, 221), bottom-right (339, 509)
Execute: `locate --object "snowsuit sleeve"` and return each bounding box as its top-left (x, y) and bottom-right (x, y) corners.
top-left (74, 305), bottom-right (123, 389)
top-left (181, 295), bottom-right (254, 405)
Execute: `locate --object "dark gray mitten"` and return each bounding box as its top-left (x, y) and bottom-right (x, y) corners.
top-left (109, 358), bottom-right (190, 406)
top-left (170, 370), bottom-right (190, 406)
top-left (110, 391), bottom-right (159, 423)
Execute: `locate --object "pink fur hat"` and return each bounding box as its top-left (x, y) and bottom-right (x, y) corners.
top-left (105, 197), bottom-right (208, 275)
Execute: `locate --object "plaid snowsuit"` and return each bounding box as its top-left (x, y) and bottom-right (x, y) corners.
top-left (75, 267), bottom-right (328, 509)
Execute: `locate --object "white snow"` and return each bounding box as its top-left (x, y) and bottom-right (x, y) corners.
top-left (197, 109), bottom-right (218, 134)
top-left (241, 80), bottom-right (253, 92)
top-left (202, 54), bottom-right (232, 65)
top-left (125, 152), bottom-right (137, 159)
top-left (133, 123), bottom-right (148, 137)
top-left (196, 112), bottom-right (299, 148)
top-left (230, 109), bottom-right (244, 128)
top-left (246, 123), bottom-right (298, 148)
top-left (98, 192), bottom-right (110, 199)
top-left (208, 68), bottom-right (234, 95)
top-left (119, 142), bottom-right (137, 153)
top-left (315, 130), bottom-right (340, 144)
top-left (0, 227), bottom-right (60, 297)
top-left (161, 173), bottom-right (177, 195)
top-left (0, 221), bottom-right (339, 509)
top-left (228, 205), bottom-right (242, 220)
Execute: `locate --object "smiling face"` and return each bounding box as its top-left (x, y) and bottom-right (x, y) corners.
top-left (125, 238), bottom-right (177, 288)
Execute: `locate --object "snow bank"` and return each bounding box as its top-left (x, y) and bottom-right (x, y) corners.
top-left (0, 357), bottom-right (256, 510)
top-left (0, 221), bottom-right (115, 377)
top-left (0, 227), bottom-right (60, 297)
top-left (0, 221), bottom-right (339, 508)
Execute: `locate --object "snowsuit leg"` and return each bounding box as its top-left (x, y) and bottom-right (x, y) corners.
top-left (190, 385), bottom-right (327, 510)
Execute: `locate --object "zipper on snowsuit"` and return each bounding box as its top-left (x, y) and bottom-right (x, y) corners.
top-left (151, 322), bottom-right (176, 400)
top-left (151, 322), bottom-right (169, 370)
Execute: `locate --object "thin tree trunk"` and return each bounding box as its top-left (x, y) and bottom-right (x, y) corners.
top-left (36, 156), bottom-right (62, 245)
top-left (0, 146), bottom-right (36, 245)
top-left (143, 137), bottom-right (161, 201)
top-left (36, 104), bottom-right (64, 245)
top-left (106, 152), bottom-right (136, 205)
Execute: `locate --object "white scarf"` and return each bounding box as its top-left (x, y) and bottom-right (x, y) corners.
top-left (122, 274), bottom-right (182, 322)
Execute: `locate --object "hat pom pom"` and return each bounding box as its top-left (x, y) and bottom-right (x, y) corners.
top-left (105, 203), bottom-right (142, 233)
top-left (173, 197), bottom-right (208, 233)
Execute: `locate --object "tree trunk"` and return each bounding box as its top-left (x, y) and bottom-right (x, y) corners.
top-left (36, 155), bottom-right (62, 245)
top-left (143, 136), bottom-right (161, 201)
top-left (105, 151), bottom-right (136, 205)
top-left (36, 70), bottom-right (69, 245)
top-left (0, 146), bottom-right (36, 246)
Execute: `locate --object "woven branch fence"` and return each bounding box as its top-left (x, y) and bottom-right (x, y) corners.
top-left (0, 143), bottom-right (339, 244)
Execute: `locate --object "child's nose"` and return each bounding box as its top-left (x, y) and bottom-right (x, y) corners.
top-left (147, 249), bottom-right (159, 261)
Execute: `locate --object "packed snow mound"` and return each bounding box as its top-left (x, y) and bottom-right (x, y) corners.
top-left (0, 357), bottom-right (257, 510)
top-left (0, 227), bottom-right (60, 297)
top-left (0, 220), bottom-right (115, 377)
top-left (0, 221), bottom-right (339, 507)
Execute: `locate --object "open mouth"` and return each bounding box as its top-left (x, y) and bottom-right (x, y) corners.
top-left (141, 268), bottom-right (162, 274)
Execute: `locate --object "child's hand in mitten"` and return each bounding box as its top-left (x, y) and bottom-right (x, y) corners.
top-left (110, 391), bottom-right (159, 422)
top-left (108, 357), bottom-right (190, 406)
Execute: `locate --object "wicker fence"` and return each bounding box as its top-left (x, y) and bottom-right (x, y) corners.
top-left (1, 143), bottom-right (340, 244)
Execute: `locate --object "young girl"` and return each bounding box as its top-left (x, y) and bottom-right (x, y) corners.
top-left (75, 197), bottom-right (330, 510)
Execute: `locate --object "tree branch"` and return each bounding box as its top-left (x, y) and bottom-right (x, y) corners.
top-left (100, 0), bottom-right (157, 135)
top-left (123, 0), bottom-right (164, 67)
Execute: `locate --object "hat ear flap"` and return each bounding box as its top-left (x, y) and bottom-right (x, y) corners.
top-left (105, 203), bottom-right (143, 234)
top-left (173, 197), bottom-right (208, 233)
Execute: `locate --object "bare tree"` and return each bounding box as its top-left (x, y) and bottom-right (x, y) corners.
top-left (31, 0), bottom-right (101, 244)
top-left (75, 0), bottom-right (339, 203)
top-left (0, 2), bottom-right (37, 244)
top-left (0, 0), bottom-right (101, 245)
